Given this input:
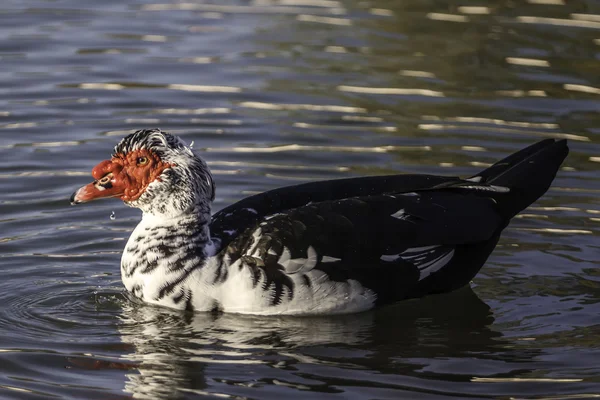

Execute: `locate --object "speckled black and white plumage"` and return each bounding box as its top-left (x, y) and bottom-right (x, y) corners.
top-left (116, 129), bottom-right (215, 216)
top-left (101, 130), bottom-right (568, 315)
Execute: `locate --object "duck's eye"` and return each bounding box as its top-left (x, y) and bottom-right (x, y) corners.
top-left (136, 156), bottom-right (149, 166)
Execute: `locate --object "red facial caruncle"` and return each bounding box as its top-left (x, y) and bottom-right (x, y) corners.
top-left (70, 148), bottom-right (173, 205)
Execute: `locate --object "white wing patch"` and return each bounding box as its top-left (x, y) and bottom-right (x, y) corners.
top-left (404, 245), bottom-right (438, 252)
top-left (246, 228), bottom-right (263, 257)
top-left (380, 254), bottom-right (400, 262)
top-left (282, 246), bottom-right (318, 274)
top-left (264, 213), bottom-right (284, 221)
top-left (279, 246), bottom-right (291, 265)
top-left (380, 245), bottom-right (455, 279)
top-left (390, 208), bottom-right (408, 220)
top-left (460, 184), bottom-right (510, 193)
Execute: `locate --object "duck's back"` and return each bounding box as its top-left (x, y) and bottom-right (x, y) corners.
top-left (206, 139), bottom-right (568, 315)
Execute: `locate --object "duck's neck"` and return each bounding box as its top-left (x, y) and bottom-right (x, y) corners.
top-left (121, 204), bottom-right (217, 304)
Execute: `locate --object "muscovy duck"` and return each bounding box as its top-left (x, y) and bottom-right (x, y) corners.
top-left (70, 129), bottom-right (568, 315)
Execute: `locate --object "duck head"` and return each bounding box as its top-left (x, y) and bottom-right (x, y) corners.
top-left (70, 129), bottom-right (215, 216)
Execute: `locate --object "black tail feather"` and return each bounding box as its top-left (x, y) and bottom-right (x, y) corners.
top-left (471, 139), bottom-right (569, 218)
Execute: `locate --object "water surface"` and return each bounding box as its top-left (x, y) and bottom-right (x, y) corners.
top-left (1, 0), bottom-right (599, 398)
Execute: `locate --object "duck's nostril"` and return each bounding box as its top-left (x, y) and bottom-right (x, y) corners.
top-left (97, 173), bottom-right (113, 186)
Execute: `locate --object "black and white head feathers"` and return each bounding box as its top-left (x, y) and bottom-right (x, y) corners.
top-left (116, 129), bottom-right (215, 217)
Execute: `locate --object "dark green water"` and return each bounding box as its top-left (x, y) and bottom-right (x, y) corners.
top-left (1, 1), bottom-right (599, 398)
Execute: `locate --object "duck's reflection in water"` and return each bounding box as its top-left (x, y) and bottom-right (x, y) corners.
top-left (115, 287), bottom-right (534, 398)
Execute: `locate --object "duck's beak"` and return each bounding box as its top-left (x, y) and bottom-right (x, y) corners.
top-left (70, 159), bottom-right (127, 205)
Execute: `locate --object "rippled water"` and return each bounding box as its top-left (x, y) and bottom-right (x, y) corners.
top-left (1, 0), bottom-right (599, 398)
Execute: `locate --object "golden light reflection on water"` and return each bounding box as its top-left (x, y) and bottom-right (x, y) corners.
top-left (292, 122), bottom-right (396, 132)
top-left (564, 84), bottom-right (600, 95)
top-left (239, 101), bottom-right (366, 113)
top-left (205, 144), bottom-right (431, 153)
top-left (527, 0), bottom-right (565, 4)
top-left (211, 169), bottom-right (241, 175)
top-left (338, 85), bottom-right (445, 97)
top-left (103, 129), bottom-right (135, 137)
top-left (167, 83), bottom-right (241, 93)
top-left (296, 14), bottom-right (352, 25)
top-left (77, 48), bottom-right (145, 55)
top-left (138, 35), bottom-right (169, 43)
top-left (341, 115), bottom-right (384, 122)
top-left (324, 45), bottom-right (347, 53)
top-left (369, 8), bottom-right (393, 17)
top-left (506, 57), bottom-right (550, 67)
top-left (472, 377), bottom-right (582, 383)
top-left (422, 116), bottom-right (559, 129)
top-left (264, 172), bottom-right (325, 181)
top-left (279, 0), bottom-right (343, 7)
top-left (517, 16), bottom-right (600, 29)
top-left (461, 146), bottom-right (486, 152)
top-left (16, 98), bottom-right (91, 106)
top-left (571, 14), bottom-right (600, 22)
top-left (1, 140), bottom-right (84, 150)
top-left (529, 206), bottom-right (600, 214)
top-left (426, 13), bottom-right (469, 23)
top-left (469, 161), bottom-right (492, 168)
top-left (143, 107), bottom-right (231, 115)
top-left (418, 120), bottom-right (590, 142)
top-left (106, 34), bottom-right (176, 42)
top-left (0, 122), bottom-right (37, 129)
top-left (208, 160), bottom-right (349, 172)
top-left (514, 213), bottom-right (549, 220)
top-left (0, 171), bottom-right (88, 179)
top-left (495, 89), bottom-right (548, 97)
top-left (188, 118), bottom-right (242, 125)
top-left (513, 228), bottom-right (593, 235)
top-left (79, 83), bottom-right (125, 90)
top-left (419, 123), bottom-right (588, 141)
top-left (124, 118), bottom-right (160, 125)
top-left (76, 82), bottom-right (242, 93)
top-left (141, 3), bottom-right (346, 15)
top-left (457, 6), bottom-right (491, 15)
top-left (0, 385), bottom-right (34, 394)
top-left (399, 70), bottom-right (436, 78)
top-left (177, 56), bottom-right (214, 64)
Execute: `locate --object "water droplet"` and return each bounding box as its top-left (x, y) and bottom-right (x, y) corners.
top-left (189, 140), bottom-right (194, 149)
top-left (110, 211), bottom-right (116, 220)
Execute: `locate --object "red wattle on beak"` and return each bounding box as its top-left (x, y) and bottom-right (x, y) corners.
top-left (70, 159), bottom-right (127, 205)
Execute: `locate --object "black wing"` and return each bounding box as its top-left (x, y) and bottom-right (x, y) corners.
top-left (210, 174), bottom-right (460, 248)
top-left (215, 190), bottom-right (503, 306)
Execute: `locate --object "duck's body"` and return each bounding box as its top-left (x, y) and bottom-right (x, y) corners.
top-left (71, 130), bottom-right (568, 315)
